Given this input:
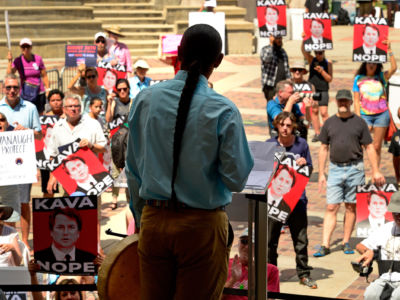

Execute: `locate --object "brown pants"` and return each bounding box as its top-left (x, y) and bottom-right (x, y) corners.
top-left (138, 205), bottom-right (230, 300)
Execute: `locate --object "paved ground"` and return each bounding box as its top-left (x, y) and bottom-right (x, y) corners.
top-left (7, 25), bottom-right (400, 299)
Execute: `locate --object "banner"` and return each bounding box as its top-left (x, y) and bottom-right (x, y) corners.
top-left (65, 45), bottom-right (97, 67)
top-left (257, 0), bottom-right (287, 37)
top-left (267, 153), bottom-right (312, 223)
top-left (303, 13), bottom-right (332, 52)
top-left (108, 115), bottom-right (126, 139)
top-left (43, 139), bottom-right (113, 196)
top-left (0, 130), bottom-right (37, 186)
top-left (33, 196), bottom-right (98, 275)
top-left (97, 60), bottom-right (127, 93)
top-left (161, 34), bottom-right (183, 56)
top-left (353, 17), bottom-right (388, 63)
top-left (35, 115), bottom-right (59, 169)
top-left (356, 184), bottom-right (397, 237)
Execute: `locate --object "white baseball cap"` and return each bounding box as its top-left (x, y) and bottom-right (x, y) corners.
top-left (134, 59), bottom-right (150, 70)
top-left (19, 38), bottom-right (32, 46)
top-left (94, 32), bottom-right (107, 41)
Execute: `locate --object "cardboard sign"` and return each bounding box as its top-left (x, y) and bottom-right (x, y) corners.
top-left (44, 139), bottom-right (113, 196)
top-left (303, 13), bottom-right (333, 52)
top-left (257, 0), bottom-right (287, 37)
top-left (267, 153), bottom-right (312, 223)
top-left (33, 196), bottom-right (98, 275)
top-left (161, 34), bottom-right (183, 56)
top-left (35, 115), bottom-right (60, 169)
top-left (97, 60), bottom-right (127, 93)
top-left (65, 45), bottom-right (97, 67)
top-left (353, 17), bottom-right (388, 63)
top-left (0, 130), bottom-right (37, 186)
top-left (356, 184), bottom-right (397, 237)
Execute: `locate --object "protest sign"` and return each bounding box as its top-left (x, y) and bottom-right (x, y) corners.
top-left (108, 115), bottom-right (126, 139)
top-left (353, 17), bottom-right (388, 63)
top-left (97, 60), bottom-right (127, 93)
top-left (356, 184), bottom-right (397, 238)
top-left (161, 34), bottom-right (183, 56)
top-left (303, 13), bottom-right (332, 52)
top-left (267, 153), bottom-right (312, 223)
top-left (0, 130), bottom-right (37, 186)
top-left (257, 0), bottom-right (287, 37)
top-left (98, 144), bottom-right (112, 173)
top-left (5, 292), bottom-right (28, 300)
top-left (33, 195), bottom-right (98, 275)
top-left (65, 45), bottom-right (97, 67)
top-left (44, 139), bottom-right (113, 196)
top-left (35, 115), bottom-right (59, 169)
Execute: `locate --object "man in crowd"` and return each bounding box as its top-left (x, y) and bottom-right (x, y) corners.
top-left (260, 35), bottom-right (291, 102)
top-left (357, 191), bottom-right (389, 237)
top-left (353, 24), bottom-right (385, 56)
top-left (94, 32), bottom-right (109, 64)
top-left (314, 89), bottom-right (385, 257)
top-left (0, 73), bottom-right (42, 251)
top-left (305, 0), bottom-right (329, 13)
top-left (267, 111), bottom-right (317, 289)
top-left (355, 191), bottom-right (400, 299)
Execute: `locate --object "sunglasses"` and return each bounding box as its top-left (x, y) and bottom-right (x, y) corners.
top-left (292, 68), bottom-right (304, 73)
top-left (240, 238), bottom-right (249, 245)
top-left (96, 39), bottom-right (106, 44)
top-left (86, 75), bottom-right (96, 80)
top-left (5, 85), bottom-right (19, 91)
top-left (21, 44), bottom-right (31, 49)
top-left (0, 118), bottom-right (6, 122)
top-left (117, 87), bottom-right (128, 92)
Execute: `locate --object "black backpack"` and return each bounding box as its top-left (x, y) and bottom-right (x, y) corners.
top-left (111, 124), bottom-right (129, 169)
top-left (337, 8), bottom-right (351, 25)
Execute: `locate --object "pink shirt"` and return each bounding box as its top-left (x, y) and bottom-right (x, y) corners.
top-left (12, 54), bottom-right (46, 92)
top-left (108, 41), bottom-right (132, 73)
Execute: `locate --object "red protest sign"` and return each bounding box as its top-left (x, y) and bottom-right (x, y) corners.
top-left (303, 13), bottom-right (332, 52)
top-left (35, 115), bottom-right (60, 169)
top-left (257, 0), bottom-right (287, 37)
top-left (97, 60), bottom-right (127, 93)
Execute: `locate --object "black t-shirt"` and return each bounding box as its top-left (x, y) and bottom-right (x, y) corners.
top-left (319, 114), bottom-right (372, 163)
top-left (305, 0), bottom-right (329, 13)
top-left (275, 57), bottom-right (286, 86)
top-left (389, 130), bottom-right (400, 157)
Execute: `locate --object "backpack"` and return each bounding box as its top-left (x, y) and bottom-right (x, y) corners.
top-left (111, 124), bottom-right (129, 169)
top-left (337, 8), bottom-right (350, 25)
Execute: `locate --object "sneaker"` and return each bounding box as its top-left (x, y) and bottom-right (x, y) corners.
top-left (312, 134), bottom-right (319, 143)
top-left (342, 243), bottom-right (355, 254)
top-left (300, 276), bottom-right (318, 289)
top-left (313, 246), bottom-right (330, 257)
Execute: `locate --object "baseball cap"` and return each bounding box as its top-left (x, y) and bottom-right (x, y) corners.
top-left (239, 227), bottom-right (255, 243)
top-left (134, 59), bottom-right (150, 70)
top-left (336, 89), bottom-right (352, 101)
top-left (94, 32), bottom-right (107, 41)
top-left (388, 191), bottom-right (400, 213)
top-left (19, 38), bottom-right (32, 46)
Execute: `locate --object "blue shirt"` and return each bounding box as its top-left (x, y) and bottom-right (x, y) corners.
top-left (266, 136), bottom-right (312, 210)
top-left (126, 70), bottom-right (254, 212)
top-left (0, 97), bottom-right (41, 132)
top-left (266, 96), bottom-right (303, 130)
top-left (128, 75), bottom-right (151, 99)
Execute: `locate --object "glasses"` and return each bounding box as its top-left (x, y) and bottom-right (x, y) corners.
top-left (86, 75), bottom-right (96, 80)
top-left (117, 87), bottom-right (128, 92)
top-left (96, 39), bottom-right (106, 44)
top-left (240, 238), bottom-right (249, 245)
top-left (5, 86), bottom-right (19, 91)
top-left (292, 68), bottom-right (304, 73)
top-left (65, 105), bottom-right (81, 109)
top-left (0, 118), bottom-right (6, 122)
top-left (21, 44), bottom-right (31, 49)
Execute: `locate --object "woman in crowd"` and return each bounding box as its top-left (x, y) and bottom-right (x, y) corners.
top-left (7, 38), bottom-right (50, 114)
top-left (68, 66), bottom-right (107, 115)
top-left (0, 203), bottom-right (22, 267)
top-left (353, 41), bottom-right (397, 164)
top-left (88, 97), bottom-right (106, 130)
top-left (301, 41), bottom-right (333, 142)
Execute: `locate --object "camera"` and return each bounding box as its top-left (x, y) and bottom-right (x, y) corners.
top-left (351, 261), bottom-right (373, 277)
top-left (298, 92), bottom-right (322, 101)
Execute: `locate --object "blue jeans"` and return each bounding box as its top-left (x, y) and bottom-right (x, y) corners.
top-left (326, 161), bottom-right (365, 204)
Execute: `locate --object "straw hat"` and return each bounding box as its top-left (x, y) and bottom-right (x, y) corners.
top-left (105, 25), bottom-right (125, 37)
top-left (290, 61), bottom-right (308, 74)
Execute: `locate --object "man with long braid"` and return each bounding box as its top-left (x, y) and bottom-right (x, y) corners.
top-left (126, 24), bottom-right (254, 299)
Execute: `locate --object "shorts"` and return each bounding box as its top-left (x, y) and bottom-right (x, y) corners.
top-left (316, 90), bottom-right (329, 107)
top-left (326, 161), bottom-right (365, 204)
top-left (18, 184), bottom-right (32, 204)
top-left (361, 110), bottom-right (390, 128)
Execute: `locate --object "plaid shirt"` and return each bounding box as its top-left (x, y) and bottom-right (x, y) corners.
top-left (260, 45), bottom-right (290, 88)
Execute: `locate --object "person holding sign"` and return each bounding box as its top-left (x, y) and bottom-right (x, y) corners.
top-left (266, 111), bottom-right (317, 289)
top-left (353, 42), bottom-right (397, 165)
top-left (105, 25), bottom-right (132, 76)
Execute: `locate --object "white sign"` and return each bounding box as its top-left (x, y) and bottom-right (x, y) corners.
top-left (0, 130), bottom-right (37, 186)
top-left (188, 12), bottom-right (226, 54)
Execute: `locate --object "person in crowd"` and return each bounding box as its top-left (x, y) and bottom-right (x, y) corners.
top-left (199, 0), bottom-right (216, 12)
top-left (68, 66), bottom-right (108, 115)
top-left (357, 0), bottom-right (374, 17)
top-left (353, 41), bottom-right (397, 165)
top-left (314, 89), bottom-right (385, 257)
top-left (384, 0), bottom-right (399, 27)
top-left (0, 200), bottom-right (22, 267)
top-left (266, 80), bottom-right (310, 139)
top-left (87, 97), bottom-right (105, 129)
top-left (46, 89), bottom-right (64, 117)
top-left (266, 111), bottom-right (317, 288)
top-left (301, 42), bottom-right (332, 143)
top-left (126, 24), bottom-right (253, 299)
top-left (260, 35), bottom-right (291, 102)
top-left (0, 112), bottom-right (14, 131)
top-left (223, 228), bottom-right (280, 299)
top-left (355, 190), bottom-right (400, 299)
top-left (128, 59), bottom-right (152, 100)
top-left (0, 74), bottom-right (42, 252)
top-left (94, 32), bottom-right (109, 64)
top-left (305, 0), bottom-right (329, 13)
top-left (353, 25), bottom-right (386, 56)
top-left (7, 38), bottom-right (50, 114)
top-left (389, 108), bottom-right (400, 185)
top-left (105, 25), bottom-right (132, 76)
top-left (357, 191), bottom-right (389, 237)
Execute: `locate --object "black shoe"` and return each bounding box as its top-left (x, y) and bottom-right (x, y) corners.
top-left (300, 276), bottom-right (318, 289)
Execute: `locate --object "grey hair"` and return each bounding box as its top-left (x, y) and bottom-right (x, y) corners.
top-left (276, 80), bottom-right (293, 93)
top-left (4, 73), bottom-right (20, 85)
top-left (63, 92), bottom-right (82, 107)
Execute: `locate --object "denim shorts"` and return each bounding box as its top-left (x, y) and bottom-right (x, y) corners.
top-left (361, 110), bottom-right (390, 128)
top-left (326, 161), bottom-right (365, 204)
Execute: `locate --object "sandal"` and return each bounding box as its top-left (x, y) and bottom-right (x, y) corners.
top-left (300, 276), bottom-right (318, 289)
top-left (342, 243), bottom-right (355, 254)
top-left (313, 246), bottom-right (330, 257)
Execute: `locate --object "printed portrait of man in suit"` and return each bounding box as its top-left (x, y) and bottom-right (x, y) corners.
top-left (353, 24), bottom-right (386, 56)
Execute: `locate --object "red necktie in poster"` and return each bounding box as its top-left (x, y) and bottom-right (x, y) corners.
top-left (303, 13), bottom-right (333, 52)
top-left (353, 17), bottom-right (388, 63)
top-left (257, 0), bottom-right (287, 37)
top-left (356, 183), bottom-right (397, 238)
top-left (267, 153), bottom-right (312, 223)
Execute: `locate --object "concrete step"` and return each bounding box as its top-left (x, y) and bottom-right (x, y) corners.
top-left (0, 0), bottom-right (82, 5)
top-left (0, 6), bottom-right (94, 21)
top-left (119, 32), bottom-right (172, 40)
top-left (102, 24), bottom-right (174, 33)
top-left (217, 0), bottom-right (238, 5)
top-left (94, 9), bottom-right (163, 18)
top-left (85, 0), bottom-right (152, 3)
top-left (122, 39), bottom-right (159, 50)
top-left (85, 2), bottom-right (155, 10)
top-left (98, 17), bottom-right (166, 25)
top-left (129, 48), bottom-right (158, 57)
